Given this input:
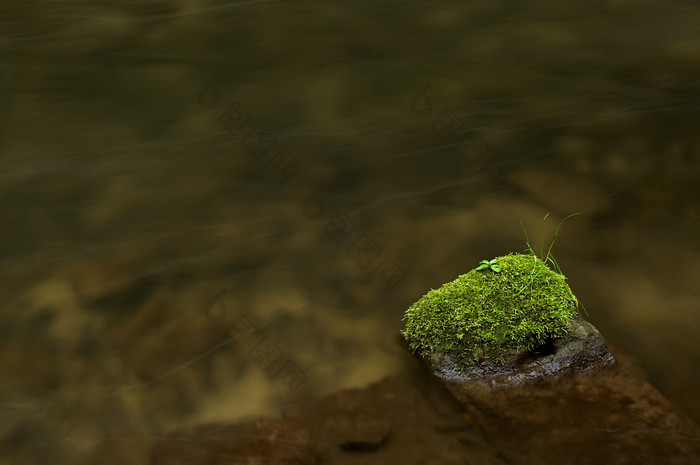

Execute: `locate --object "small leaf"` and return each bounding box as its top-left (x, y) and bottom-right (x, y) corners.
top-left (491, 264), bottom-right (501, 272)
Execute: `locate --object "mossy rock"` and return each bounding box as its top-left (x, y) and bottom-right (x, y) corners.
top-left (401, 253), bottom-right (580, 371)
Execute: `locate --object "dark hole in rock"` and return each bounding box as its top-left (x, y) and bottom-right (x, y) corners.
top-left (529, 336), bottom-right (556, 356)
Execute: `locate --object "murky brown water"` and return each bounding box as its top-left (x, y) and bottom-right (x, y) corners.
top-left (2, 1), bottom-right (700, 463)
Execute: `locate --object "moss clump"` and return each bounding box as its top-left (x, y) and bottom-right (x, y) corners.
top-left (401, 253), bottom-right (579, 368)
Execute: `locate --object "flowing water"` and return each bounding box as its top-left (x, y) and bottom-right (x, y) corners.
top-left (2, 1), bottom-right (700, 463)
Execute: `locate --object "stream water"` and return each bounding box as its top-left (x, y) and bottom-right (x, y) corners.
top-left (2, 1), bottom-right (700, 464)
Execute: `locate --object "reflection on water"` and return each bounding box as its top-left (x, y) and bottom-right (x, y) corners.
top-left (2, 1), bottom-right (700, 463)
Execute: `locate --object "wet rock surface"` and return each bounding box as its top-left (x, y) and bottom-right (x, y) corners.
top-left (429, 347), bottom-right (700, 465)
top-left (425, 316), bottom-right (615, 386)
top-left (151, 347), bottom-right (700, 465)
top-left (410, 319), bottom-right (699, 463)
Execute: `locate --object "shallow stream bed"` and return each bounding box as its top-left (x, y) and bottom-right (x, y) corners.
top-left (2, 1), bottom-right (700, 463)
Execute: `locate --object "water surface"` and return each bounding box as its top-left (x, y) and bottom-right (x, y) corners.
top-left (2, 1), bottom-right (700, 463)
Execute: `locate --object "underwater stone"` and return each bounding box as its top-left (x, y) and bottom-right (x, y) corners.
top-left (151, 364), bottom-right (700, 465)
top-left (403, 316), bottom-right (700, 465)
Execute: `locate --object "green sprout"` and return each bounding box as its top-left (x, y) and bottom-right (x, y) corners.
top-left (521, 212), bottom-right (580, 275)
top-left (401, 213), bottom-right (582, 369)
top-left (475, 258), bottom-right (501, 272)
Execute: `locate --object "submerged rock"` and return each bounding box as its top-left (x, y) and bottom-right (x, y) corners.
top-left (150, 356), bottom-right (700, 465)
top-left (151, 418), bottom-right (321, 465)
top-left (151, 376), bottom-right (504, 465)
top-left (430, 347), bottom-right (700, 465)
top-left (404, 313), bottom-right (698, 464)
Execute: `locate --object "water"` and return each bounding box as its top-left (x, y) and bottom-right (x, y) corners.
top-left (2, 1), bottom-right (700, 463)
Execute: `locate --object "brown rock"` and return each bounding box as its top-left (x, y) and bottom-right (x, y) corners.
top-left (426, 346), bottom-right (700, 465)
top-left (151, 376), bottom-right (502, 465)
top-left (150, 341), bottom-right (699, 465)
top-left (287, 387), bottom-right (392, 451)
top-left (151, 419), bottom-right (321, 465)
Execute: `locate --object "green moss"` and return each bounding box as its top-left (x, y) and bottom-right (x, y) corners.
top-left (401, 253), bottom-right (579, 368)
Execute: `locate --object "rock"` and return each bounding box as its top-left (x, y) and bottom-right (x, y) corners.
top-left (333, 418), bottom-right (391, 451)
top-left (416, 341), bottom-right (700, 465)
top-left (286, 387), bottom-right (392, 451)
top-left (424, 316), bottom-right (615, 387)
top-left (402, 253), bottom-right (583, 372)
top-left (150, 358), bottom-right (700, 465)
top-left (151, 376), bottom-right (502, 465)
top-left (402, 306), bottom-right (700, 464)
top-left (151, 418), bottom-right (321, 465)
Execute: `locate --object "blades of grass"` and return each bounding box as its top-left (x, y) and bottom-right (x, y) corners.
top-left (539, 213), bottom-right (550, 259)
top-left (579, 301), bottom-right (589, 316)
top-left (544, 212), bottom-right (580, 264)
top-left (549, 255), bottom-right (563, 275)
top-left (521, 222), bottom-right (534, 256)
